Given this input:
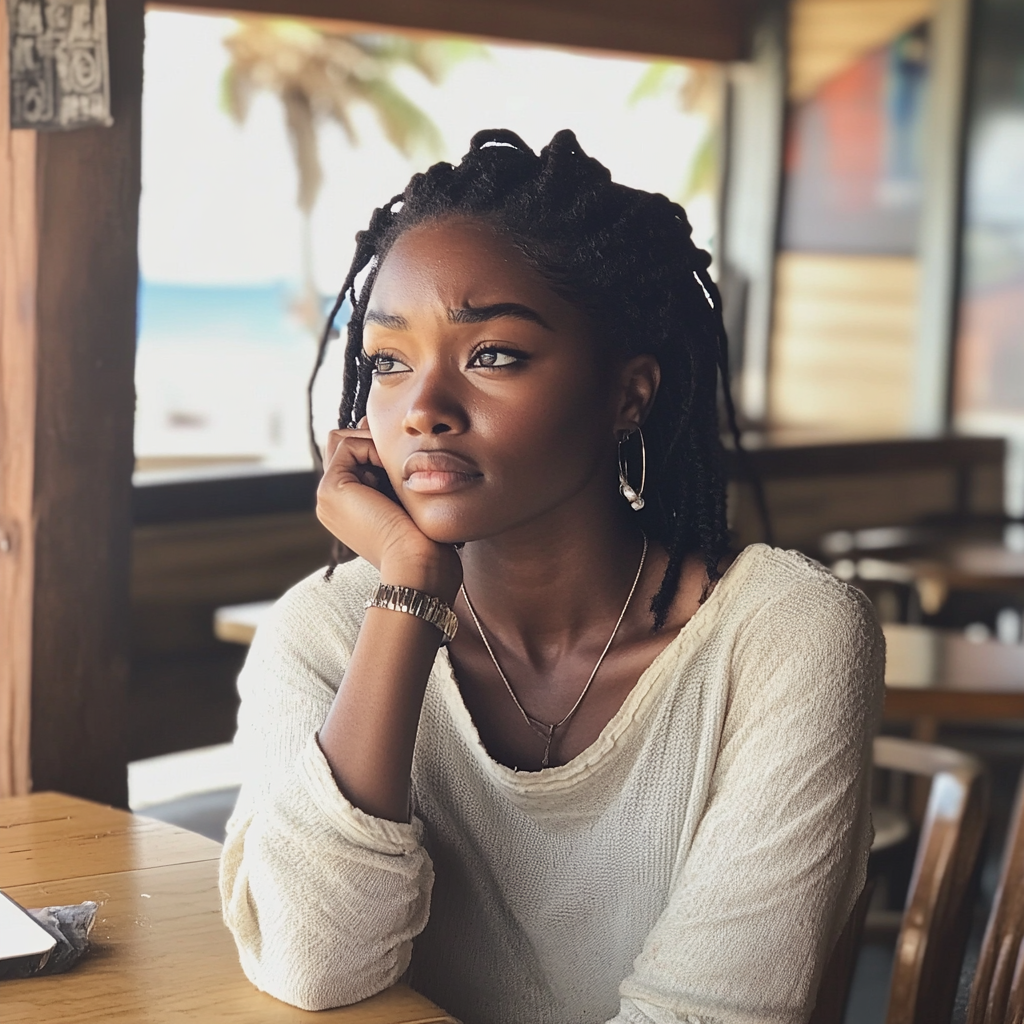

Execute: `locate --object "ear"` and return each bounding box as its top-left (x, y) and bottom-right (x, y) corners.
top-left (613, 354), bottom-right (661, 434)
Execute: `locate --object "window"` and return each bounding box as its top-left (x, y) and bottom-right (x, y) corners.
top-left (954, 0), bottom-right (1024, 443)
top-left (135, 10), bottom-right (724, 483)
top-left (769, 11), bottom-right (932, 435)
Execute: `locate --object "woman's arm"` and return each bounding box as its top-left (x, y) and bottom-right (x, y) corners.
top-left (611, 576), bottom-right (886, 1024)
top-left (318, 560), bottom-right (457, 823)
top-left (220, 570), bottom-right (438, 1011)
top-left (315, 426), bottom-right (462, 822)
top-left (221, 426), bottom-right (460, 1009)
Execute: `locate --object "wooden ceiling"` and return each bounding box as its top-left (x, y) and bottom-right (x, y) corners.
top-left (789, 0), bottom-right (935, 100)
top-left (161, 0), bottom-right (758, 62)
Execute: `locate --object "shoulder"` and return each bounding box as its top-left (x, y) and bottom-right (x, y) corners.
top-left (717, 544), bottom-right (886, 716)
top-left (724, 543), bottom-right (882, 645)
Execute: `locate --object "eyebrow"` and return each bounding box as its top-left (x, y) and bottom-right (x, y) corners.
top-left (364, 310), bottom-right (409, 330)
top-left (363, 303), bottom-right (552, 331)
top-left (448, 303), bottom-right (552, 330)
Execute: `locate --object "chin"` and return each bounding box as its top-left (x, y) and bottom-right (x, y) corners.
top-left (405, 501), bottom-right (497, 547)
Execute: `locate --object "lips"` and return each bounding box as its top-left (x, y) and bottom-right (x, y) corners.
top-left (402, 450), bottom-right (483, 495)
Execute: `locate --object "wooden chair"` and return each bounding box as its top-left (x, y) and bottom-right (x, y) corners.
top-left (809, 881), bottom-right (875, 1024)
top-left (876, 737), bottom-right (989, 1024)
top-left (810, 737), bottom-right (987, 1024)
top-left (967, 768), bottom-right (1024, 1024)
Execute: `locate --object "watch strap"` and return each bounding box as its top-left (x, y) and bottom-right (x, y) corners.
top-left (365, 583), bottom-right (459, 645)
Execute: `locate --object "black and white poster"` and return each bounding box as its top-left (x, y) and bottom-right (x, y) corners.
top-left (8, 0), bottom-right (112, 130)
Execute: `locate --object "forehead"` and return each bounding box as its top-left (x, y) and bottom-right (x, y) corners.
top-left (367, 218), bottom-right (565, 314)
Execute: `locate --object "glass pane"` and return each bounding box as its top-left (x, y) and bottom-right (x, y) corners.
top-left (781, 24), bottom-right (929, 255)
top-left (954, 0), bottom-right (1024, 436)
top-left (136, 10), bottom-right (723, 481)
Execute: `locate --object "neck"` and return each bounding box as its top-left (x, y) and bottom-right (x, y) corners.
top-left (457, 486), bottom-right (648, 661)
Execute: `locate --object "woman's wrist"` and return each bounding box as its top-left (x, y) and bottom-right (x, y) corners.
top-left (379, 542), bottom-right (462, 606)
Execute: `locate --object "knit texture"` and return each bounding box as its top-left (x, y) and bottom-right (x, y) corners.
top-left (220, 544), bottom-right (885, 1023)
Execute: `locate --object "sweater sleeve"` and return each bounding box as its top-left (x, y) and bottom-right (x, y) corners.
top-left (612, 569), bottom-right (885, 1024)
top-left (218, 568), bottom-right (435, 1011)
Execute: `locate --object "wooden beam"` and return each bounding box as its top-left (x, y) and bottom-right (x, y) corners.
top-left (165, 0), bottom-right (754, 62)
top-left (719, 0), bottom-right (788, 423)
top-left (0, 9), bottom-right (38, 799)
top-left (0, 0), bottom-right (144, 805)
top-left (912, 0), bottom-right (971, 432)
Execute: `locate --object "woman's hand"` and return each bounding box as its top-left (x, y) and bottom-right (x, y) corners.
top-left (316, 422), bottom-right (462, 821)
top-left (316, 425), bottom-right (462, 603)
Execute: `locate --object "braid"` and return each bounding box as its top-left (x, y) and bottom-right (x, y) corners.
top-left (311, 195), bottom-right (403, 578)
top-left (310, 129), bottom-right (771, 626)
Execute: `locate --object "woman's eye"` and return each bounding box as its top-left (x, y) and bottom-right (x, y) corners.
top-left (369, 353), bottom-right (410, 375)
top-left (470, 348), bottom-right (522, 369)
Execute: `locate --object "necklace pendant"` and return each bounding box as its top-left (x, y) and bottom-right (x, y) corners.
top-left (460, 532), bottom-right (648, 776)
top-left (541, 725), bottom-right (554, 769)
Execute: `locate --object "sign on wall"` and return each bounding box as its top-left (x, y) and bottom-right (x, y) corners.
top-left (8, 0), bottom-right (112, 130)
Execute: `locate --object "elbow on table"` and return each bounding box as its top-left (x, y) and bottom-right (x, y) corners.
top-left (238, 942), bottom-right (408, 1012)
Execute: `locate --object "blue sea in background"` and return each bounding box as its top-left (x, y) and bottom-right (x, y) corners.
top-left (134, 279), bottom-right (350, 468)
top-left (138, 280), bottom-right (303, 344)
top-left (137, 280), bottom-right (350, 344)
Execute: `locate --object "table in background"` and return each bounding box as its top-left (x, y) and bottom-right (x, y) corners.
top-left (0, 792), bottom-right (456, 1024)
top-left (827, 535), bottom-right (1024, 617)
top-left (216, 604), bottom-right (1024, 720)
top-left (884, 621), bottom-right (1024, 720)
top-left (215, 600), bottom-right (271, 645)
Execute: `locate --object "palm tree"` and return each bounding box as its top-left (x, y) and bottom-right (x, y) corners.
top-left (221, 20), bottom-right (483, 328)
top-left (630, 61), bottom-right (723, 204)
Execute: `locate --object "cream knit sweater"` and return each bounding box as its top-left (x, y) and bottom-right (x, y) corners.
top-left (220, 544), bottom-right (885, 1024)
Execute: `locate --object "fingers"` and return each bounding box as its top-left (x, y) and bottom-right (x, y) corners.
top-left (323, 416), bottom-right (370, 462)
top-left (324, 428), bottom-right (385, 476)
top-left (324, 429), bottom-right (343, 465)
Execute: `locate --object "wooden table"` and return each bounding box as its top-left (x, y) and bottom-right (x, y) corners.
top-left (836, 540), bottom-right (1024, 615)
top-left (216, 603), bottom-right (1024, 723)
top-left (884, 622), bottom-right (1024, 720)
top-left (215, 600), bottom-right (271, 645)
top-left (0, 792), bottom-right (456, 1023)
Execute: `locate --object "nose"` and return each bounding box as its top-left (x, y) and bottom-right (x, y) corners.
top-left (401, 365), bottom-right (469, 437)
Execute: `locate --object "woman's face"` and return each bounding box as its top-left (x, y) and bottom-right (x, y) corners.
top-left (362, 217), bottom-right (656, 544)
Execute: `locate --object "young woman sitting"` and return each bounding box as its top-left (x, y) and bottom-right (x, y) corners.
top-left (220, 129), bottom-right (885, 1024)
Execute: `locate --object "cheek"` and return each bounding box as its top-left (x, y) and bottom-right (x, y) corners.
top-left (479, 372), bottom-right (610, 487)
top-left (364, 388), bottom-right (408, 479)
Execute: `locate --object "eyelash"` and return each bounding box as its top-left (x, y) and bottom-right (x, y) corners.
top-left (467, 344), bottom-right (529, 369)
top-left (366, 345), bottom-right (529, 375)
top-left (367, 348), bottom-right (405, 375)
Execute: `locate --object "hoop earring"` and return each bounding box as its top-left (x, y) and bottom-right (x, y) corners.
top-left (617, 428), bottom-right (646, 511)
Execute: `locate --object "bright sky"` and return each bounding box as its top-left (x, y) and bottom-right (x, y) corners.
top-left (138, 11), bottom-right (715, 292)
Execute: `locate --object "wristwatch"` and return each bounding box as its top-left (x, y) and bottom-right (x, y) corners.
top-left (365, 583), bottom-right (459, 645)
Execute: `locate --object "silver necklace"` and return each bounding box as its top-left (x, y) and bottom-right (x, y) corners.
top-left (460, 533), bottom-right (648, 769)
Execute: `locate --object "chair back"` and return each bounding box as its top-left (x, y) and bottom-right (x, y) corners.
top-left (809, 881), bottom-right (875, 1024)
top-left (967, 768), bottom-right (1024, 1024)
top-left (875, 736), bottom-right (988, 1024)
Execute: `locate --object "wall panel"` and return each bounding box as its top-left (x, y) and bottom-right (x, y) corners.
top-left (770, 253), bottom-right (919, 433)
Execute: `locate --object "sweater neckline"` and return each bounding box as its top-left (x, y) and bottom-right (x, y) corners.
top-left (433, 543), bottom-right (766, 795)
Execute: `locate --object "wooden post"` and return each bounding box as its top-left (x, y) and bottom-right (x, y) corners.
top-left (719, 0), bottom-right (788, 424)
top-left (912, 0), bottom-right (972, 432)
top-left (0, 9), bottom-right (38, 799)
top-left (0, 0), bottom-right (143, 805)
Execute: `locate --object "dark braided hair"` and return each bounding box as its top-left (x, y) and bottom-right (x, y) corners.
top-left (309, 128), bottom-right (769, 629)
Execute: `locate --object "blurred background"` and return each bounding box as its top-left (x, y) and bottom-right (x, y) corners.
top-left (6, 0), bottom-right (1024, 1020)
top-left (134, 12), bottom-right (722, 475)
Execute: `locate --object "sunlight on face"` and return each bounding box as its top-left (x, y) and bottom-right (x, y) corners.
top-left (363, 219), bottom-right (622, 544)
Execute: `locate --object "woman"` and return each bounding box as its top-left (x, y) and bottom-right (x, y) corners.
top-left (220, 129), bottom-right (885, 1024)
